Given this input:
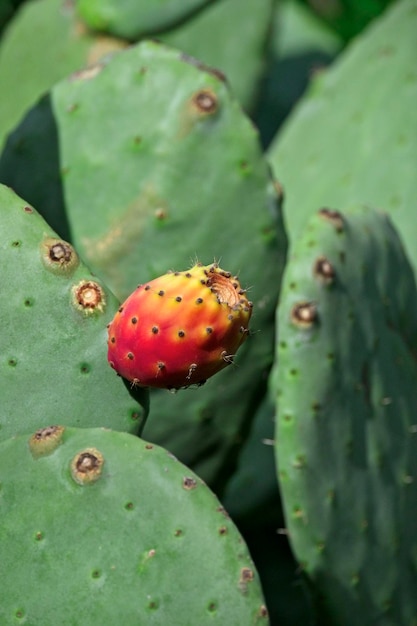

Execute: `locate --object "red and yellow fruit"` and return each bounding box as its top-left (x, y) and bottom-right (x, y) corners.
top-left (107, 263), bottom-right (253, 389)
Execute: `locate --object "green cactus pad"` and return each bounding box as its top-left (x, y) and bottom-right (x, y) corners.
top-left (52, 40), bottom-right (285, 302)
top-left (75, 0), bottom-right (211, 39)
top-left (159, 0), bottom-right (274, 111)
top-left (0, 39), bottom-right (287, 484)
top-left (0, 426), bottom-right (268, 624)
top-left (298, 0), bottom-right (394, 41)
top-left (0, 0), bottom-right (127, 152)
top-left (272, 205), bottom-right (417, 625)
top-left (221, 396), bottom-right (281, 526)
top-left (0, 184), bottom-right (148, 441)
top-left (268, 0), bottom-right (417, 267)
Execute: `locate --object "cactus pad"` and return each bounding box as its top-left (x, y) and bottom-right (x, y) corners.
top-left (0, 426), bottom-right (268, 624)
top-left (272, 205), bottom-right (417, 624)
top-left (268, 0), bottom-right (417, 269)
top-left (76, 0), bottom-right (211, 39)
top-left (0, 39), bottom-right (287, 485)
top-left (0, 184), bottom-right (148, 441)
top-left (0, 0), bottom-right (127, 151)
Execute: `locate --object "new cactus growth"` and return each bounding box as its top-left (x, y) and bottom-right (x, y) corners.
top-left (107, 262), bottom-right (252, 389)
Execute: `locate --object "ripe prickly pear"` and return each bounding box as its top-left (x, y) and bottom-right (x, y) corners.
top-left (107, 263), bottom-right (252, 389)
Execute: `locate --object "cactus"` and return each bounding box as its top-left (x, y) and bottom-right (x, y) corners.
top-left (220, 400), bottom-right (316, 626)
top-left (1, 1), bottom-right (415, 622)
top-left (0, 425), bottom-right (268, 624)
top-left (0, 39), bottom-right (287, 485)
top-left (158, 0), bottom-right (274, 111)
top-left (267, 0), bottom-right (417, 269)
top-left (298, 0), bottom-right (394, 41)
top-left (0, 40), bottom-right (285, 302)
top-left (221, 396), bottom-right (280, 526)
top-left (0, 0), bottom-right (271, 151)
top-left (0, 0), bottom-right (22, 37)
top-left (254, 0), bottom-right (343, 147)
top-left (0, 183), bottom-right (148, 441)
top-left (0, 0), bottom-right (127, 151)
top-left (76, 0), bottom-right (211, 40)
top-left (107, 262), bottom-right (252, 389)
top-left (271, 205), bottom-right (417, 625)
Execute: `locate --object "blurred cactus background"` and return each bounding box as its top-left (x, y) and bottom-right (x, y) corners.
top-left (0, 1), bottom-right (416, 624)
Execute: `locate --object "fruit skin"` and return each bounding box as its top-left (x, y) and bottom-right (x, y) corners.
top-left (107, 263), bottom-right (252, 389)
top-left (271, 205), bottom-right (417, 625)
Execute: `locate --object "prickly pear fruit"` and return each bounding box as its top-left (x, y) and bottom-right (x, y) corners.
top-left (107, 263), bottom-right (252, 389)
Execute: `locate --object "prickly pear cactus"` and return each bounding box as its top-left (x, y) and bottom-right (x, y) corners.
top-left (0, 39), bottom-right (285, 304)
top-left (268, 0), bottom-right (417, 268)
top-left (107, 262), bottom-right (252, 389)
top-left (0, 425), bottom-right (268, 624)
top-left (57, 40), bottom-right (284, 302)
top-left (76, 0), bottom-right (211, 39)
top-left (0, 0), bottom-right (127, 151)
top-left (299, 0), bottom-right (394, 40)
top-left (0, 184), bottom-right (148, 441)
top-left (0, 0), bottom-right (23, 37)
top-left (159, 0), bottom-right (274, 111)
top-left (0, 39), bottom-right (287, 485)
top-left (272, 205), bottom-right (417, 625)
top-left (254, 0), bottom-right (343, 149)
top-left (221, 396), bottom-right (281, 526)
